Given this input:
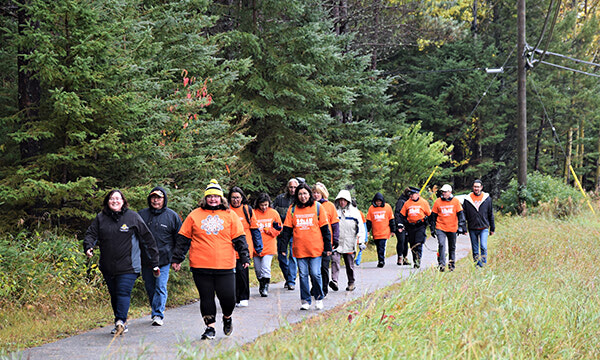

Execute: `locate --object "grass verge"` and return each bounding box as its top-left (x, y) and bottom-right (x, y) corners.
top-left (199, 214), bottom-right (600, 359)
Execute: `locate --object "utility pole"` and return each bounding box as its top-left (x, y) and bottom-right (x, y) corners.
top-left (517, 0), bottom-right (527, 214)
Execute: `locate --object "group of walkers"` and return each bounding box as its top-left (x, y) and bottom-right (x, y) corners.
top-left (82, 177), bottom-right (494, 340)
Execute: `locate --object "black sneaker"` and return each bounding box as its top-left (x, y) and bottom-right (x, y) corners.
top-left (377, 262), bottom-right (384, 268)
top-left (223, 316), bottom-right (233, 336)
top-left (329, 280), bottom-right (339, 291)
top-left (201, 326), bottom-right (216, 340)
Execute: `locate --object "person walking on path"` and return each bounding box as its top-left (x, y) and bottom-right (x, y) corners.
top-left (429, 184), bottom-right (466, 272)
top-left (172, 179), bottom-right (250, 340)
top-left (278, 183), bottom-right (331, 310)
top-left (228, 187), bottom-right (263, 307)
top-left (138, 186), bottom-right (182, 326)
top-left (366, 192), bottom-right (396, 268)
top-left (354, 207), bottom-right (369, 266)
top-left (84, 189), bottom-right (160, 335)
top-left (311, 182), bottom-right (339, 296)
top-left (393, 188), bottom-right (411, 266)
top-left (331, 190), bottom-right (365, 292)
top-left (399, 187), bottom-right (431, 269)
top-left (273, 178), bottom-right (299, 290)
top-left (253, 193), bottom-right (282, 297)
top-left (462, 180), bottom-right (495, 267)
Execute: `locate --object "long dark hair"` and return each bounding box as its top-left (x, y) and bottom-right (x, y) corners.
top-left (254, 192), bottom-right (272, 209)
top-left (293, 182), bottom-right (315, 208)
top-left (227, 186), bottom-right (249, 206)
top-left (102, 189), bottom-right (129, 214)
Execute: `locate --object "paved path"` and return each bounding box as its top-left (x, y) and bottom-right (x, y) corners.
top-left (18, 235), bottom-right (471, 360)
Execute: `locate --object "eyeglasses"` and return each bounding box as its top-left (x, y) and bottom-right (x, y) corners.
top-left (109, 197), bottom-right (122, 201)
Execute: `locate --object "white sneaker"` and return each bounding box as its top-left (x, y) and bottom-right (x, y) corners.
top-left (152, 316), bottom-right (163, 326)
top-left (315, 300), bottom-right (324, 310)
top-left (237, 300), bottom-right (249, 307)
top-left (300, 302), bottom-right (310, 310)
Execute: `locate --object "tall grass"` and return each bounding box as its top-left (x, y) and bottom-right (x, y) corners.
top-left (199, 214), bottom-right (600, 359)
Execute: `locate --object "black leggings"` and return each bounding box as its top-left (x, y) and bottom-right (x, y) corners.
top-left (192, 270), bottom-right (236, 326)
top-left (235, 259), bottom-right (250, 302)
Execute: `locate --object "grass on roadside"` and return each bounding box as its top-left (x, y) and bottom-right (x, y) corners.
top-left (182, 214), bottom-right (600, 359)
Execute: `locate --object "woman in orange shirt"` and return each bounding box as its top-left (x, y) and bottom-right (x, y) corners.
top-left (311, 182), bottom-right (339, 296)
top-left (366, 192), bottom-right (396, 268)
top-left (172, 179), bottom-right (250, 340)
top-left (253, 193), bottom-right (282, 297)
top-left (279, 183), bottom-right (331, 310)
top-left (228, 187), bottom-right (263, 307)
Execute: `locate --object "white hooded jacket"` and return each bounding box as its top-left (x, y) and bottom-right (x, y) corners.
top-left (334, 190), bottom-right (366, 254)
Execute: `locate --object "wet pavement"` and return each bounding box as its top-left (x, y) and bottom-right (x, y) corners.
top-left (18, 235), bottom-right (472, 359)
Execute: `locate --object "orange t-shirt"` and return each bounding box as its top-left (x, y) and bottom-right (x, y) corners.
top-left (400, 198), bottom-right (432, 224)
top-left (254, 207), bottom-right (282, 256)
top-left (432, 197), bottom-right (463, 232)
top-left (178, 207), bottom-right (245, 269)
top-left (470, 193), bottom-right (484, 209)
top-left (321, 200), bottom-right (339, 244)
top-left (231, 205), bottom-right (259, 257)
top-left (367, 203), bottom-right (394, 239)
top-left (283, 203), bottom-right (329, 258)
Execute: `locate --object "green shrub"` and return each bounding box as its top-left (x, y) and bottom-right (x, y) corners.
top-left (498, 172), bottom-right (584, 218)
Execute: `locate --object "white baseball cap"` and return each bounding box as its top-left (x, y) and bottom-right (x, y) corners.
top-left (440, 184), bottom-right (453, 192)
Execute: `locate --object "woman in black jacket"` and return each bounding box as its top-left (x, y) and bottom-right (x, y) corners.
top-left (84, 189), bottom-right (160, 335)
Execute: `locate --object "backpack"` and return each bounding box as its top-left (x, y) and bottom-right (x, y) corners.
top-left (242, 204), bottom-right (254, 225)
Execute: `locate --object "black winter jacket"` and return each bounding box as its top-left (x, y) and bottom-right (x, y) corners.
top-left (394, 193), bottom-right (410, 230)
top-left (84, 209), bottom-right (159, 276)
top-left (462, 192), bottom-right (495, 232)
top-left (138, 186), bottom-right (183, 267)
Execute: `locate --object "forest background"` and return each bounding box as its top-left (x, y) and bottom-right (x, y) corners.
top-left (1, 0), bottom-right (599, 233)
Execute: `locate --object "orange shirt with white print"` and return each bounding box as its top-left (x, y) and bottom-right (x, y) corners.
top-left (178, 207), bottom-right (245, 269)
top-left (320, 200), bottom-right (339, 244)
top-left (431, 197), bottom-right (463, 232)
top-left (231, 205), bottom-right (258, 258)
top-left (367, 203), bottom-right (394, 239)
top-left (283, 203), bottom-right (329, 258)
top-left (400, 197), bottom-right (431, 224)
top-left (254, 207), bottom-right (281, 256)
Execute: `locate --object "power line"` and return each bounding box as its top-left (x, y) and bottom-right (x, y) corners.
top-left (448, 45), bottom-right (517, 148)
top-left (534, 48), bottom-right (600, 68)
top-left (539, 60), bottom-right (600, 78)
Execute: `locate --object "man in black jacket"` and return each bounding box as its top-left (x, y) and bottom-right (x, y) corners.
top-left (462, 180), bottom-right (495, 267)
top-left (139, 186), bottom-right (183, 326)
top-left (273, 178), bottom-right (300, 290)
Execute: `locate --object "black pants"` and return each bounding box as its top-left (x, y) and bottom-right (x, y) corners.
top-left (235, 259), bottom-right (249, 302)
top-left (192, 269), bottom-right (236, 326)
top-left (374, 239), bottom-right (387, 264)
top-left (395, 230), bottom-right (408, 258)
top-left (407, 224), bottom-right (427, 266)
top-left (311, 254), bottom-right (331, 297)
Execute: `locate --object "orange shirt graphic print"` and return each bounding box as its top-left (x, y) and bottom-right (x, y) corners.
top-left (294, 214), bottom-right (314, 230)
top-left (201, 215), bottom-right (225, 235)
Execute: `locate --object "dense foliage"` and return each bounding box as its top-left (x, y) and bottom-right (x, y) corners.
top-left (1, 0), bottom-right (598, 233)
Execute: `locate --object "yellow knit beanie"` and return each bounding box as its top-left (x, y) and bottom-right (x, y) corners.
top-left (204, 179), bottom-right (224, 197)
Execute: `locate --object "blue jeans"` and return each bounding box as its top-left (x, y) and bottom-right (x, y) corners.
top-left (141, 264), bottom-right (170, 319)
top-left (469, 229), bottom-right (489, 267)
top-left (103, 272), bottom-right (138, 323)
top-left (296, 257), bottom-right (323, 303)
top-left (277, 237), bottom-right (297, 286)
